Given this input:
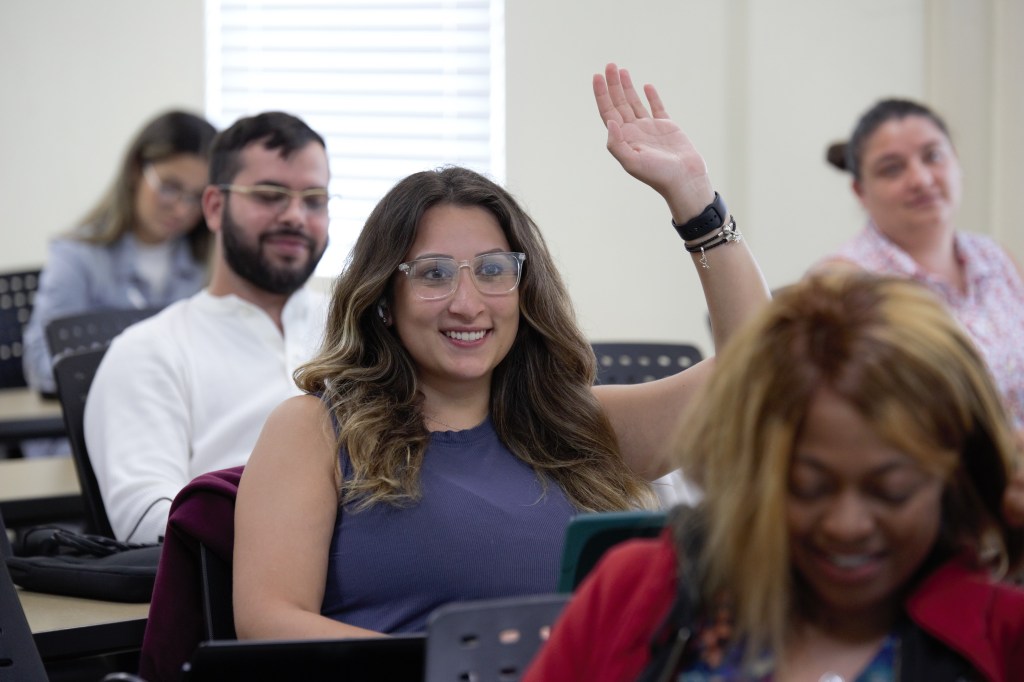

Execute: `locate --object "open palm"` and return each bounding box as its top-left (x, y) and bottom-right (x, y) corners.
top-left (593, 63), bottom-right (709, 204)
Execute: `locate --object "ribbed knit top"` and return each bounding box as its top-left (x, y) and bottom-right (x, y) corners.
top-left (320, 417), bottom-right (575, 633)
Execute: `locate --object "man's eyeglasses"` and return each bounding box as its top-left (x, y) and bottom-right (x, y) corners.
top-left (397, 252), bottom-right (526, 301)
top-left (143, 165), bottom-right (203, 210)
top-left (217, 184), bottom-right (334, 214)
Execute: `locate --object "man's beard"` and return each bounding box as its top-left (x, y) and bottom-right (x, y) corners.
top-left (220, 206), bottom-right (326, 296)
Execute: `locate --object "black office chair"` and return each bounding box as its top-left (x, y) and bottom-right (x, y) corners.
top-left (1, 506), bottom-right (48, 680)
top-left (0, 268), bottom-right (41, 389)
top-left (45, 306), bottom-right (163, 366)
top-left (424, 593), bottom-right (570, 682)
top-left (199, 543), bottom-right (235, 641)
top-left (590, 342), bottom-right (703, 385)
top-left (52, 347), bottom-right (115, 538)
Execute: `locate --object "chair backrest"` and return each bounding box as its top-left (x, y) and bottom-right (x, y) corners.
top-left (557, 510), bottom-right (668, 593)
top-left (45, 306), bottom-right (163, 365)
top-left (51, 347), bottom-right (114, 538)
top-left (140, 467), bottom-right (242, 682)
top-left (199, 543), bottom-right (235, 640)
top-left (0, 268), bottom-right (41, 389)
top-left (424, 593), bottom-right (570, 682)
top-left (590, 342), bottom-right (703, 385)
top-left (0, 549), bottom-right (49, 681)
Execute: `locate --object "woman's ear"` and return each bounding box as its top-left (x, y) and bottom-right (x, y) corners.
top-left (852, 178), bottom-right (866, 204)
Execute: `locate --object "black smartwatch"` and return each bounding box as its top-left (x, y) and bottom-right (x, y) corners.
top-left (671, 192), bottom-right (728, 242)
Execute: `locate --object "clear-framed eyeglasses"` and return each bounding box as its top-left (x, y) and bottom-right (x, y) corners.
top-left (143, 165), bottom-right (203, 210)
top-left (397, 252), bottom-right (527, 301)
top-left (217, 184), bottom-right (336, 215)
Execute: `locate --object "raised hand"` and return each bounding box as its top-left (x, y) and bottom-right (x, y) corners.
top-left (592, 63), bottom-right (713, 220)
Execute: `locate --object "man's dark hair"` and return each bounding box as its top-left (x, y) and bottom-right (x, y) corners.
top-left (208, 111), bottom-right (326, 185)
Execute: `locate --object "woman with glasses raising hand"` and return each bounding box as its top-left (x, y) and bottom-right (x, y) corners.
top-left (232, 63), bottom-right (770, 639)
top-left (22, 111), bottom-right (216, 404)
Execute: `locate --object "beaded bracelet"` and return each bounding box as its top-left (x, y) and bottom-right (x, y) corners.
top-left (684, 217), bottom-right (742, 269)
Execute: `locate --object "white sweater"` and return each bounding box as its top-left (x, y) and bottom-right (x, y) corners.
top-left (85, 288), bottom-right (328, 542)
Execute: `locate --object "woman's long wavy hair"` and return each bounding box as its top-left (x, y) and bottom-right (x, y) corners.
top-left (71, 110), bottom-right (217, 263)
top-left (676, 272), bottom-right (1022, 665)
top-left (296, 166), bottom-right (655, 511)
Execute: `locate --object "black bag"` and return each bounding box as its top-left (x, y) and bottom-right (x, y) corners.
top-left (5, 527), bottom-right (161, 603)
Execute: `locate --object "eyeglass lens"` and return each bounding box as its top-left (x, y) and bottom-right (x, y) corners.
top-left (144, 166), bottom-right (202, 209)
top-left (225, 185), bottom-right (330, 213)
top-left (401, 253), bottom-right (525, 300)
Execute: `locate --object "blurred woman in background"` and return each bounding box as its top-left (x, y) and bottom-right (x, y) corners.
top-left (816, 99), bottom-right (1024, 439)
top-left (23, 110), bottom-right (216, 400)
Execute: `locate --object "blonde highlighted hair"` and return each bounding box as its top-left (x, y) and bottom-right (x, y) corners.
top-left (677, 271), bottom-right (1022, 663)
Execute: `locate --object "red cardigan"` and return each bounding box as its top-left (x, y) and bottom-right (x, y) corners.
top-left (524, 531), bottom-right (1024, 682)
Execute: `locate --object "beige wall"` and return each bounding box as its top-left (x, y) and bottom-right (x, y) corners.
top-left (2, 0), bottom-right (1020, 357)
top-left (0, 1), bottom-right (206, 269)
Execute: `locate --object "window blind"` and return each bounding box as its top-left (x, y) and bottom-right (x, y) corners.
top-left (206, 0), bottom-right (504, 274)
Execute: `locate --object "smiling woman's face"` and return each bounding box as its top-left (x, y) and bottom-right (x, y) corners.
top-left (786, 386), bottom-right (945, 623)
top-left (391, 203), bottom-right (520, 398)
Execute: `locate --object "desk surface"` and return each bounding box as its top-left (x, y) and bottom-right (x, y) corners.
top-left (0, 387), bottom-right (66, 440)
top-left (19, 586), bottom-right (149, 660)
top-left (0, 456), bottom-right (83, 525)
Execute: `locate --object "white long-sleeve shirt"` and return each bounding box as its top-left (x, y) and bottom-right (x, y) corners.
top-left (85, 287), bottom-right (327, 542)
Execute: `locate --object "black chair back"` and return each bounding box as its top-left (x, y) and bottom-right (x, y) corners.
top-left (199, 543), bottom-right (236, 641)
top-left (591, 342), bottom-right (703, 385)
top-left (0, 269), bottom-right (41, 389)
top-left (0, 528), bottom-right (49, 680)
top-left (52, 348), bottom-right (114, 538)
top-left (424, 593), bottom-right (569, 682)
top-left (45, 307), bottom-right (162, 365)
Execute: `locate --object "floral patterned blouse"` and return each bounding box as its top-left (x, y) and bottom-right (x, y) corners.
top-left (821, 222), bottom-right (1024, 430)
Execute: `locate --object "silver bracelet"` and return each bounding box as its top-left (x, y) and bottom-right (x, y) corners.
top-left (684, 217), bottom-right (742, 269)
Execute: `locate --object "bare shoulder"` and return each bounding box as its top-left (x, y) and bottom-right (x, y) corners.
top-left (267, 393), bottom-right (332, 428)
top-left (249, 394), bottom-right (337, 473)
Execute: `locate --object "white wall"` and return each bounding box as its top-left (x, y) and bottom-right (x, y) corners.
top-left (0, 0), bottom-right (206, 270)
top-left (3, 0), bottom-right (1020, 358)
top-left (507, 0), bottom-right (1022, 355)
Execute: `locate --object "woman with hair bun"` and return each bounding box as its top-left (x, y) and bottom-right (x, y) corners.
top-left (815, 99), bottom-right (1024, 441)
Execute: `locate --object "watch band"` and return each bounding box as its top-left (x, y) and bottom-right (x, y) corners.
top-left (671, 192), bottom-right (728, 242)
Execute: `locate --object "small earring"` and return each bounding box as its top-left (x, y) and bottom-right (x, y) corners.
top-left (377, 299), bottom-right (393, 326)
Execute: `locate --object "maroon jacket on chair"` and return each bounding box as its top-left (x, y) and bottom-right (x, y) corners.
top-left (138, 466), bottom-right (243, 682)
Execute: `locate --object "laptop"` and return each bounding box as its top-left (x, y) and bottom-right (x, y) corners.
top-left (181, 634), bottom-right (426, 682)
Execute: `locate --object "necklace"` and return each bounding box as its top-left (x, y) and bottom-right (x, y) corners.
top-left (424, 414), bottom-right (458, 431)
top-left (818, 674), bottom-right (843, 682)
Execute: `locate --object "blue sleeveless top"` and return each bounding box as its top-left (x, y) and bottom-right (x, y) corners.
top-left (319, 417), bottom-right (576, 633)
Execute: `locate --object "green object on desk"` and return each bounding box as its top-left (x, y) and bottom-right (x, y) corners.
top-left (557, 510), bottom-right (668, 593)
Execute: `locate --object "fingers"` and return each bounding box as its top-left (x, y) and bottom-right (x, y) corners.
top-left (597, 63), bottom-right (630, 125)
top-left (592, 73), bottom-right (618, 126)
top-left (619, 68), bottom-right (649, 120)
top-left (645, 84), bottom-right (669, 120)
top-left (598, 63), bottom-right (652, 124)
